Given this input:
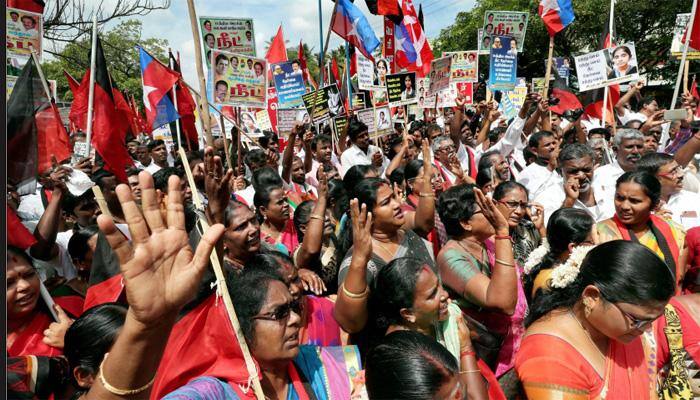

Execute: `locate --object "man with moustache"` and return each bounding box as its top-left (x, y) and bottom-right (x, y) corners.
top-left (534, 144), bottom-right (611, 225)
top-left (592, 129), bottom-right (644, 214)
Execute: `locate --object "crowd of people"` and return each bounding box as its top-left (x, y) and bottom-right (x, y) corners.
top-left (7, 71), bottom-right (700, 399)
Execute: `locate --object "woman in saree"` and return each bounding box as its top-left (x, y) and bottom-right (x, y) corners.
top-left (255, 183), bottom-right (299, 255)
top-left (7, 246), bottom-right (83, 357)
top-left (372, 256), bottom-right (504, 400)
top-left (435, 183), bottom-right (524, 388)
top-left (597, 171), bottom-right (687, 291)
top-left (516, 240), bottom-right (675, 399)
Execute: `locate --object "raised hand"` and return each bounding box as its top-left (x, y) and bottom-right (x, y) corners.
top-left (204, 146), bottom-right (234, 225)
top-left (317, 169), bottom-right (329, 200)
top-left (528, 203), bottom-right (545, 232)
top-left (42, 304), bottom-right (72, 348)
top-left (371, 150), bottom-right (384, 168)
top-left (350, 198), bottom-right (373, 264)
top-left (474, 188), bottom-right (509, 235)
top-left (96, 171), bottom-right (225, 327)
top-left (564, 176), bottom-right (580, 202)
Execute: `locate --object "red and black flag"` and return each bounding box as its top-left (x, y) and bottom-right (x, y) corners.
top-left (168, 50), bottom-right (200, 150)
top-left (66, 69), bottom-right (90, 132)
top-left (364, 0), bottom-right (403, 24)
top-left (550, 76), bottom-right (583, 115)
top-left (297, 40), bottom-right (318, 89)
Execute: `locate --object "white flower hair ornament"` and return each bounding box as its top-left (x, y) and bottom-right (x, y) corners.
top-left (549, 245), bottom-right (597, 289)
top-left (523, 239), bottom-right (550, 275)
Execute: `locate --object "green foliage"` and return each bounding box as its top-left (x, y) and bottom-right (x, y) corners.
top-left (41, 19), bottom-right (168, 104)
top-left (432, 0), bottom-right (696, 88)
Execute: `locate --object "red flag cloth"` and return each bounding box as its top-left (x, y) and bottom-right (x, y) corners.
top-left (91, 37), bottom-right (133, 182)
top-left (584, 84), bottom-right (619, 124)
top-left (7, 0), bottom-right (44, 13)
top-left (64, 70), bottom-right (80, 94)
top-left (36, 102), bottom-right (72, 171)
top-left (267, 87), bottom-right (279, 132)
top-left (297, 40), bottom-right (317, 89)
top-left (331, 58), bottom-right (341, 85)
top-left (150, 294), bottom-right (260, 399)
top-left (83, 274), bottom-right (124, 312)
top-left (7, 205), bottom-right (37, 249)
top-left (175, 81), bottom-right (199, 147)
top-left (112, 89), bottom-right (137, 136)
top-left (691, 79), bottom-right (700, 118)
top-left (67, 69), bottom-right (90, 132)
top-left (395, 0), bottom-right (434, 77)
top-left (265, 25), bottom-right (288, 65)
top-left (682, 10), bottom-right (700, 51)
top-left (364, 0), bottom-right (401, 16)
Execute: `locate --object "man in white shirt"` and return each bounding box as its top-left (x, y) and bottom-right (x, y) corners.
top-left (535, 143), bottom-right (611, 225)
top-left (144, 139), bottom-right (171, 175)
top-left (340, 119), bottom-right (388, 177)
top-left (637, 152), bottom-right (700, 231)
top-left (518, 130), bottom-right (562, 200)
top-left (614, 81), bottom-right (657, 125)
top-left (592, 129), bottom-right (644, 215)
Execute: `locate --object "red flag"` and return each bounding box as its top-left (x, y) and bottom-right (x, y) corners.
top-left (36, 102), bottom-right (72, 171)
top-left (331, 58), bottom-right (341, 86)
top-left (67, 69), bottom-right (90, 132)
top-left (395, 0), bottom-right (434, 77)
top-left (169, 51), bottom-right (199, 149)
top-left (91, 36), bottom-right (134, 182)
top-left (582, 11), bottom-right (619, 125)
top-left (64, 70), bottom-right (80, 94)
top-left (298, 40), bottom-right (318, 89)
top-left (8, 205), bottom-right (37, 250)
top-left (682, 10), bottom-right (700, 51)
top-left (364, 0), bottom-right (401, 17)
top-left (265, 25), bottom-right (288, 65)
top-left (7, 0), bottom-right (44, 13)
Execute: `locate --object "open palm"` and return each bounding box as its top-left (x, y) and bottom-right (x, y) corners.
top-left (97, 172), bottom-right (224, 326)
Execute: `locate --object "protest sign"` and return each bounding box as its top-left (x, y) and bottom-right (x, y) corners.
top-left (374, 106), bottom-right (393, 136)
top-left (544, 57), bottom-right (572, 81)
top-left (277, 108), bottom-right (308, 137)
top-left (211, 49), bottom-right (267, 108)
top-left (256, 110), bottom-right (272, 131)
top-left (6, 8), bottom-right (42, 62)
top-left (352, 92), bottom-right (367, 110)
top-left (488, 36), bottom-right (518, 91)
top-left (436, 82), bottom-right (474, 108)
top-left (499, 78), bottom-right (527, 119)
top-left (302, 84), bottom-right (345, 124)
top-left (386, 72), bottom-right (418, 107)
top-left (444, 51), bottom-right (478, 83)
top-left (356, 108), bottom-right (375, 131)
top-left (357, 52), bottom-right (379, 90)
top-left (200, 17), bottom-right (256, 68)
top-left (240, 111), bottom-right (264, 137)
top-left (333, 116), bottom-right (348, 138)
top-left (428, 56), bottom-right (452, 95)
top-left (267, 87), bottom-right (279, 132)
top-left (671, 14), bottom-right (700, 59)
top-left (272, 61), bottom-right (307, 109)
top-left (417, 78), bottom-right (436, 108)
top-left (531, 77), bottom-right (546, 93)
top-left (574, 43), bottom-right (639, 91)
top-left (483, 11), bottom-right (528, 52)
top-left (478, 29), bottom-right (490, 55)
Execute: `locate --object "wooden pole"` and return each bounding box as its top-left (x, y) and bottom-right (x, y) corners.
top-left (671, 0), bottom-right (698, 109)
top-left (91, 186), bottom-right (112, 219)
top-left (186, 0), bottom-right (214, 147)
top-left (177, 147), bottom-right (264, 400)
top-left (168, 48), bottom-right (183, 151)
top-left (684, 60), bottom-right (690, 93)
top-left (28, 46), bottom-right (53, 101)
top-left (542, 36), bottom-right (555, 97)
top-left (219, 113), bottom-right (233, 170)
top-left (85, 14), bottom-right (98, 158)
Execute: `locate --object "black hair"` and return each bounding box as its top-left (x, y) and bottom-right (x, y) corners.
top-left (425, 123), bottom-right (442, 137)
top-left (526, 240), bottom-right (675, 326)
top-left (492, 181), bottom-right (528, 201)
top-left (408, 120), bottom-right (425, 137)
top-left (8, 245), bottom-right (33, 267)
top-left (347, 119), bottom-right (369, 142)
top-left (147, 139), bottom-right (165, 151)
top-left (342, 164), bottom-right (377, 193)
top-left (523, 208), bottom-right (594, 303)
top-left (126, 167), bottom-right (141, 177)
top-left (404, 159), bottom-right (424, 186)
top-left (215, 53), bottom-right (228, 65)
top-left (151, 167), bottom-right (184, 192)
top-left (251, 166), bottom-right (283, 192)
top-left (475, 166), bottom-right (493, 189)
top-left (227, 268), bottom-right (284, 343)
top-left (258, 131), bottom-right (279, 149)
top-left (522, 146), bottom-right (536, 164)
top-left (437, 184), bottom-right (477, 238)
top-left (67, 225), bottom-right (100, 262)
top-left (477, 150), bottom-right (501, 171)
top-left (293, 200), bottom-right (316, 242)
top-left (366, 330), bottom-right (458, 400)
top-left (328, 178), bottom-right (348, 222)
top-left (61, 190), bottom-right (96, 216)
top-left (223, 199), bottom-right (252, 229)
top-left (253, 183), bottom-right (285, 215)
top-left (488, 127), bottom-right (507, 143)
top-left (639, 95), bottom-right (656, 108)
top-left (388, 167), bottom-right (405, 189)
top-left (636, 152), bottom-right (674, 175)
top-left (588, 127), bottom-right (611, 140)
top-left (64, 303), bottom-right (127, 393)
top-left (311, 134), bottom-right (331, 151)
top-left (615, 171), bottom-right (662, 209)
top-left (528, 130), bottom-right (555, 149)
top-left (248, 250), bottom-right (295, 277)
top-left (374, 257), bottom-right (428, 330)
top-left (558, 143), bottom-right (595, 165)
top-left (245, 148), bottom-right (267, 168)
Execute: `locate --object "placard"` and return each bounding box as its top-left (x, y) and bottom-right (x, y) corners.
top-left (478, 29), bottom-right (489, 55)
top-left (574, 43), bottom-right (639, 91)
top-left (301, 84), bottom-right (346, 124)
top-left (266, 87), bottom-right (279, 132)
top-left (272, 61), bottom-right (307, 109)
top-left (436, 82), bottom-right (474, 108)
top-left (357, 52), bottom-right (378, 90)
top-left (531, 77), bottom-right (546, 93)
top-left (428, 56), bottom-right (452, 95)
top-left (6, 8), bottom-right (42, 60)
top-left (671, 13), bottom-right (700, 59)
top-left (444, 51), bottom-right (478, 83)
top-left (482, 11), bottom-right (528, 52)
top-left (200, 17), bottom-right (256, 68)
top-left (417, 78), bottom-right (436, 108)
top-left (374, 106), bottom-right (393, 136)
top-left (240, 110), bottom-right (264, 137)
top-left (277, 108), bottom-right (309, 136)
top-left (386, 72), bottom-right (418, 107)
top-left (333, 116), bottom-right (348, 138)
top-left (256, 110), bottom-right (272, 131)
top-left (351, 92), bottom-right (367, 110)
top-left (488, 36), bottom-right (518, 91)
top-left (211, 49), bottom-right (267, 107)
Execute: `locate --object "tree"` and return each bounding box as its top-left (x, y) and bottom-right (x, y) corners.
top-left (432, 0), bottom-right (696, 94)
top-left (41, 19), bottom-right (168, 103)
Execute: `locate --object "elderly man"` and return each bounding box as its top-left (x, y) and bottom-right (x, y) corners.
top-left (637, 152), bottom-right (700, 231)
top-left (431, 136), bottom-right (473, 188)
top-left (518, 130), bottom-right (562, 200)
top-left (592, 128), bottom-right (644, 210)
top-left (534, 143), bottom-right (612, 225)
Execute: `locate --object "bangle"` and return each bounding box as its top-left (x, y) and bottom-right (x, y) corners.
top-left (494, 234), bottom-right (511, 241)
top-left (460, 348), bottom-right (476, 358)
top-left (459, 370), bottom-right (481, 374)
top-left (98, 353), bottom-right (155, 396)
top-left (308, 214), bottom-right (324, 221)
top-left (419, 193), bottom-right (435, 198)
top-left (495, 258), bottom-right (516, 267)
top-left (341, 282), bottom-right (369, 299)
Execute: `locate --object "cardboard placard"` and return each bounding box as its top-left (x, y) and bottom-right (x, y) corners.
top-left (386, 72), bottom-right (418, 107)
top-left (211, 49), bottom-right (267, 108)
top-left (488, 36), bottom-right (518, 91)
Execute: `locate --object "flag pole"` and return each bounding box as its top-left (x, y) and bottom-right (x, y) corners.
top-left (219, 113), bottom-right (233, 170)
top-left (671, 0), bottom-right (698, 109)
top-left (318, 2), bottom-right (339, 86)
top-left (318, 0), bottom-right (325, 76)
top-left (168, 48), bottom-right (183, 151)
top-left (601, 0), bottom-right (615, 130)
top-left (345, 42), bottom-right (353, 110)
top-left (684, 60), bottom-right (690, 93)
top-left (28, 45), bottom-right (53, 102)
top-left (186, 0), bottom-right (214, 147)
top-left (542, 36), bottom-right (555, 97)
top-left (85, 14), bottom-right (98, 158)
top-left (176, 50), bottom-right (193, 151)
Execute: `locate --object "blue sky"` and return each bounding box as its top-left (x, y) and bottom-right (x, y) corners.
top-left (119, 0), bottom-right (476, 86)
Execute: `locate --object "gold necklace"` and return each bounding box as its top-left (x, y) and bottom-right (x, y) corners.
top-left (372, 236), bottom-right (398, 258)
top-left (569, 310), bottom-right (610, 398)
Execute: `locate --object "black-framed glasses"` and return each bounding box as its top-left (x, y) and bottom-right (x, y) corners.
top-left (251, 299), bottom-right (302, 323)
top-left (609, 302), bottom-right (660, 330)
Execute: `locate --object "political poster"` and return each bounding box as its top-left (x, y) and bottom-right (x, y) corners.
top-left (531, 77), bottom-right (546, 93)
top-left (302, 84), bottom-right (345, 124)
top-left (483, 11), bottom-right (528, 52)
top-left (671, 13), bottom-right (700, 59)
top-left (256, 110), bottom-right (272, 131)
top-left (444, 51), bottom-right (478, 83)
top-left (478, 29), bottom-right (490, 55)
top-left (574, 43), bottom-right (639, 91)
top-left (374, 106), bottom-right (393, 136)
top-left (271, 61), bottom-right (307, 109)
top-left (436, 82), bottom-right (474, 108)
top-left (417, 78), bottom-right (436, 108)
top-left (428, 56), bottom-right (452, 95)
top-left (356, 108), bottom-right (375, 132)
top-left (500, 79), bottom-right (527, 120)
top-left (200, 17), bottom-right (256, 68)
top-left (6, 8), bottom-right (42, 62)
top-left (277, 108), bottom-right (309, 137)
top-left (211, 49), bottom-right (267, 108)
top-left (545, 57), bottom-right (572, 81)
top-left (386, 72), bottom-right (418, 107)
top-left (267, 87), bottom-right (279, 132)
top-left (488, 36), bottom-right (518, 91)
top-left (391, 106), bottom-right (407, 123)
top-left (332, 116), bottom-right (348, 139)
top-left (240, 111), bottom-right (264, 137)
top-left (352, 92), bottom-right (367, 110)
top-left (357, 52), bottom-right (378, 90)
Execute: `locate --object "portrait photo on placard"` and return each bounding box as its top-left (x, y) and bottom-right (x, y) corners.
top-left (605, 44), bottom-right (639, 82)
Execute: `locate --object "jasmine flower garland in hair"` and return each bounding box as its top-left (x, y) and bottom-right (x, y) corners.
top-left (523, 239), bottom-right (550, 275)
top-left (549, 245), bottom-right (596, 289)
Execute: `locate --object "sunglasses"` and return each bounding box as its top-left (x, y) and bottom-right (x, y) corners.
top-left (251, 299), bottom-right (302, 323)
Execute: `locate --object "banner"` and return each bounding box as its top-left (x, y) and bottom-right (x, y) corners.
top-left (352, 92), bottom-right (367, 110)
top-left (6, 7), bottom-right (42, 67)
top-left (574, 43), bottom-right (639, 91)
top-left (302, 84), bottom-right (346, 124)
top-left (383, 17), bottom-right (395, 70)
top-left (532, 77), bottom-right (546, 93)
top-left (276, 108), bottom-right (309, 137)
top-left (256, 110), bottom-right (272, 131)
top-left (477, 29), bottom-right (489, 55)
top-left (488, 36), bottom-right (518, 91)
top-left (386, 72), bottom-right (418, 106)
top-left (500, 78), bottom-right (528, 119)
top-left (482, 11), bottom-right (528, 52)
top-left (333, 116), bottom-right (348, 139)
top-left (428, 56), bottom-right (452, 95)
top-left (272, 61), bottom-right (307, 109)
top-left (444, 51), bottom-right (478, 83)
top-left (671, 13), bottom-right (700, 59)
top-left (267, 87), bottom-right (279, 132)
top-left (211, 49), bottom-right (267, 107)
top-left (200, 17), bottom-right (256, 68)
top-left (436, 82), bottom-right (474, 108)
top-left (239, 110), bottom-right (264, 137)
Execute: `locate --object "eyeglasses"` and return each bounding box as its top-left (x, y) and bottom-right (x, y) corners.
top-left (251, 299), bottom-right (302, 323)
top-left (498, 200), bottom-right (530, 210)
top-left (437, 145), bottom-right (455, 153)
top-left (609, 302), bottom-right (659, 330)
